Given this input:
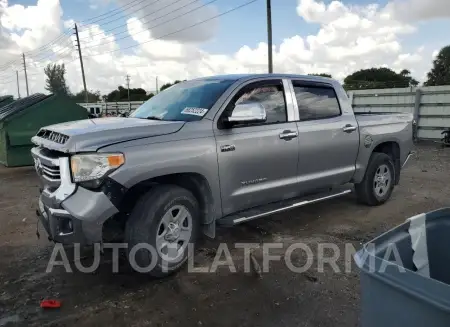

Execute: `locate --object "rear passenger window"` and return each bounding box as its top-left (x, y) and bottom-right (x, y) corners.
top-left (292, 84), bottom-right (341, 121)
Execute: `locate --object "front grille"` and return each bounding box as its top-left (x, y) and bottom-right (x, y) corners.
top-left (32, 147), bottom-right (64, 190)
top-left (41, 163), bottom-right (61, 181)
top-left (36, 129), bottom-right (69, 145)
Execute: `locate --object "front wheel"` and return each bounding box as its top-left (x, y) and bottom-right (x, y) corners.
top-left (355, 152), bottom-right (396, 206)
top-left (125, 185), bottom-right (200, 277)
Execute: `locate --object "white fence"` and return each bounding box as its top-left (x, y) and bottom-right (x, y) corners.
top-left (80, 86), bottom-right (450, 140)
top-left (348, 86), bottom-right (450, 140)
top-left (77, 101), bottom-right (145, 115)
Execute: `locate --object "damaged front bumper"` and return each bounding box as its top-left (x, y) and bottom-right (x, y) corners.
top-left (32, 148), bottom-right (120, 245)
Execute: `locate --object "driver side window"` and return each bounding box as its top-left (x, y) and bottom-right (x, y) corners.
top-left (227, 80), bottom-right (287, 125)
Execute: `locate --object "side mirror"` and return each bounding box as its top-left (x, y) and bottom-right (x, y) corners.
top-left (227, 102), bottom-right (267, 124)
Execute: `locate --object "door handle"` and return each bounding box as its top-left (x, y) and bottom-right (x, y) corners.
top-left (279, 130), bottom-right (298, 140)
top-left (342, 124), bottom-right (357, 133)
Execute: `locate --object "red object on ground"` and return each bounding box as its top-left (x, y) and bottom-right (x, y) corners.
top-left (40, 300), bottom-right (61, 309)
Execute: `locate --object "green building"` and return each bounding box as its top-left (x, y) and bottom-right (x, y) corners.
top-left (0, 93), bottom-right (88, 167)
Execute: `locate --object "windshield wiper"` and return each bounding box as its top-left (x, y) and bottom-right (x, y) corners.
top-left (145, 116), bottom-right (164, 121)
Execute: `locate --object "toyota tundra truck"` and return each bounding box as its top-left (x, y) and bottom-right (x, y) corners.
top-left (31, 74), bottom-right (413, 276)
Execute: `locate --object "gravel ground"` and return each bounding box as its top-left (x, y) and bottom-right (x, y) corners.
top-left (0, 144), bottom-right (449, 327)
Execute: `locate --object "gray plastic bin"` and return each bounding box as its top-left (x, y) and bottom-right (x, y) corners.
top-left (355, 207), bottom-right (450, 327)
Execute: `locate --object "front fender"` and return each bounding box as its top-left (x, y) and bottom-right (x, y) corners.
top-left (103, 137), bottom-right (222, 222)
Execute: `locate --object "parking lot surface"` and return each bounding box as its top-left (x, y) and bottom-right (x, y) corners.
top-left (1, 144), bottom-right (449, 327)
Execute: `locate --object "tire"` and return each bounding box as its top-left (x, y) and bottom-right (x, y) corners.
top-left (355, 152), bottom-right (396, 206)
top-left (124, 185), bottom-right (200, 277)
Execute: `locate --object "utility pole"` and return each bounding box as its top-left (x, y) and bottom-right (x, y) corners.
top-left (22, 53), bottom-right (29, 96)
top-left (74, 24), bottom-right (88, 103)
top-left (155, 76), bottom-right (159, 94)
top-left (126, 74), bottom-right (130, 101)
top-left (266, 0), bottom-right (273, 74)
top-left (16, 71), bottom-right (21, 99)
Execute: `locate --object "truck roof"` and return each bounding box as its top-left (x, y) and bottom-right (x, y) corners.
top-left (196, 73), bottom-right (334, 83)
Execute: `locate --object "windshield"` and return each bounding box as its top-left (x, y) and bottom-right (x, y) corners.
top-left (130, 79), bottom-right (235, 121)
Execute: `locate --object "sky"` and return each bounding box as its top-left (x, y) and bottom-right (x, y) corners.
top-left (0, 0), bottom-right (450, 97)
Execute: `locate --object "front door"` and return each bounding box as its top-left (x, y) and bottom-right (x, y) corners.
top-left (214, 79), bottom-right (299, 216)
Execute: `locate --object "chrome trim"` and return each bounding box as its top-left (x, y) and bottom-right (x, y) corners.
top-left (31, 147), bottom-right (60, 166)
top-left (228, 103), bottom-right (267, 123)
top-left (42, 174), bottom-right (60, 183)
top-left (53, 157), bottom-right (76, 203)
top-left (343, 125), bottom-right (357, 133)
top-left (282, 79), bottom-right (297, 122)
top-left (42, 168), bottom-right (60, 177)
top-left (279, 131), bottom-right (298, 139)
top-left (41, 157), bottom-right (76, 205)
top-left (48, 208), bottom-right (72, 218)
top-left (402, 152), bottom-right (414, 168)
top-left (233, 189), bottom-right (352, 224)
top-left (31, 136), bottom-right (70, 153)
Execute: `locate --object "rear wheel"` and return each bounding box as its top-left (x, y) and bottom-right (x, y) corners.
top-left (355, 152), bottom-right (395, 206)
top-left (125, 185), bottom-right (200, 277)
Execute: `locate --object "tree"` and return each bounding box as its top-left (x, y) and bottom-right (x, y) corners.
top-left (424, 46), bottom-right (450, 86)
top-left (106, 86), bottom-right (151, 101)
top-left (308, 73), bottom-right (332, 78)
top-left (343, 67), bottom-right (419, 90)
top-left (159, 80), bottom-right (185, 92)
top-left (159, 83), bottom-right (173, 92)
top-left (44, 63), bottom-right (70, 95)
top-left (71, 90), bottom-right (101, 103)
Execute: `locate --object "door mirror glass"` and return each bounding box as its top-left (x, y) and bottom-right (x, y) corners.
top-left (227, 102), bottom-right (267, 124)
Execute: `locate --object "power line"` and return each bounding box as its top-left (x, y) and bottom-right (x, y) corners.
top-left (0, 35), bottom-right (73, 72)
top-left (80, 0), bottom-right (163, 29)
top-left (79, 0), bottom-right (149, 25)
top-left (79, 0), bottom-right (198, 42)
top-left (0, 0), bottom-right (158, 72)
top-left (82, 0), bottom-right (221, 51)
top-left (25, 32), bottom-right (73, 56)
top-left (28, 45), bottom-right (77, 64)
top-left (84, 0), bottom-right (259, 58)
top-left (27, 0), bottom-right (157, 55)
top-left (0, 57), bottom-right (23, 71)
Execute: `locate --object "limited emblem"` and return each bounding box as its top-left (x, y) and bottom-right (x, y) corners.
top-left (364, 135), bottom-right (373, 148)
top-left (220, 145), bottom-right (235, 152)
top-left (241, 178), bottom-right (267, 186)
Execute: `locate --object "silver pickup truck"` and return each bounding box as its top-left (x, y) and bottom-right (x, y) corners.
top-left (31, 74), bottom-right (413, 275)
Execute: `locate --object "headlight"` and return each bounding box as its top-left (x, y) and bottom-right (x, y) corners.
top-left (70, 153), bottom-right (125, 183)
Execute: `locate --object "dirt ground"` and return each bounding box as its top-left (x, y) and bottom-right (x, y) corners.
top-left (0, 144), bottom-right (449, 327)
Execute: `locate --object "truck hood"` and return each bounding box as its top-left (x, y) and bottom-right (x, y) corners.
top-left (31, 117), bottom-right (185, 153)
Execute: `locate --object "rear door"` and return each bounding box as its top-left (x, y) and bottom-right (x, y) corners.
top-left (290, 80), bottom-right (359, 192)
top-left (214, 79), bottom-right (300, 216)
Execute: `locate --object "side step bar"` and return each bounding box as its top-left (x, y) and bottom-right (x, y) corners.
top-left (218, 188), bottom-right (352, 227)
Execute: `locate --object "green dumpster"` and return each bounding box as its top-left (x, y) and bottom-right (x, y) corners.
top-left (0, 93), bottom-right (89, 167)
top-left (0, 95), bottom-right (14, 108)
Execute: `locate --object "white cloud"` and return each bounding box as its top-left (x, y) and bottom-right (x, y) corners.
top-left (432, 50), bottom-right (439, 59)
top-left (0, 0), bottom-right (449, 97)
top-left (0, 0), bottom-right (63, 51)
top-left (389, 0), bottom-right (450, 21)
top-left (117, 0), bottom-right (219, 43)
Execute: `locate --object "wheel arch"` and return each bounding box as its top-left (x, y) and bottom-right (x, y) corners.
top-left (372, 141), bottom-right (400, 184)
top-left (118, 172), bottom-right (218, 238)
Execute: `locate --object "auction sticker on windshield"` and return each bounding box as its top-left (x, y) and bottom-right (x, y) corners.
top-left (181, 107), bottom-right (209, 116)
